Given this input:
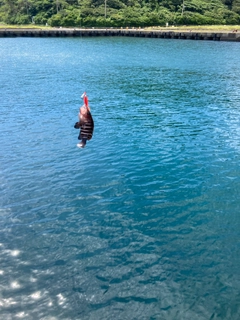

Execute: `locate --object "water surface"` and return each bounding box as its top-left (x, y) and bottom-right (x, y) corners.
top-left (1, 37), bottom-right (240, 319)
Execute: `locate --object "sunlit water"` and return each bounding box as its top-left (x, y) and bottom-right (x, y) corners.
top-left (1, 37), bottom-right (240, 320)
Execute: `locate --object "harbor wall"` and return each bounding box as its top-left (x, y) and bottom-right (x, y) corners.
top-left (0, 28), bottom-right (240, 42)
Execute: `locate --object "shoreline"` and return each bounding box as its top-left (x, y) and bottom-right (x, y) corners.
top-left (0, 27), bottom-right (239, 42)
top-left (0, 24), bottom-right (239, 31)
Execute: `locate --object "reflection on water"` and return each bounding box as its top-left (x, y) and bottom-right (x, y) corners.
top-left (0, 37), bottom-right (240, 319)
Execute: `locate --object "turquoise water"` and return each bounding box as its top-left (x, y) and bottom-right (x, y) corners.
top-left (1, 37), bottom-right (240, 319)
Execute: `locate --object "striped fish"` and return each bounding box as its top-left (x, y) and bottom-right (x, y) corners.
top-left (75, 112), bottom-right (94, 141)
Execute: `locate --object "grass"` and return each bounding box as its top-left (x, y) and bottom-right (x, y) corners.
top-left (0, 23), bottom-right (239, 32)
top-left (147, 25), bottom-right (240, 32)
top-left (0, 23), bottom-right (51, 29)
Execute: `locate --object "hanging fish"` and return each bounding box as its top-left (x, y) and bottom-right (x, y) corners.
top-left (74, 92), bottom-right (94, 148)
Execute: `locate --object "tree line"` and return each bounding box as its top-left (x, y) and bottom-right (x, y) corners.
top-left (0, 0), bottom-right (240, 27)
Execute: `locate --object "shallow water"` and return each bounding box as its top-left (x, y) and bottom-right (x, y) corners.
top-left (1, 37), bottom-right (240, 319)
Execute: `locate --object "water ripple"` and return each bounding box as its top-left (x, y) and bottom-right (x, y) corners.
top-left (1, 37), bottom-right (240, 319)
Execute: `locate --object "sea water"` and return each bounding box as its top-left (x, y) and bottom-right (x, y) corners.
top-left (0, 36), bottom-right (240, 319)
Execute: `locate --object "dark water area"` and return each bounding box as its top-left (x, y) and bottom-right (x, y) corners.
top-left (0, 37), bottom-right (240, 319)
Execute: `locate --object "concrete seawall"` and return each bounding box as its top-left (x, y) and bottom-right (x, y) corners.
top-left (0, 28), bottom-right (240, 42)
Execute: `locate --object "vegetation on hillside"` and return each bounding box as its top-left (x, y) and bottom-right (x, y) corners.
top-left (0, 0), bottom-right (240, 27)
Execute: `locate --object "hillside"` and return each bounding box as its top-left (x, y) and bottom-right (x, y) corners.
top-left (0, 0), bottom-right (240, 27)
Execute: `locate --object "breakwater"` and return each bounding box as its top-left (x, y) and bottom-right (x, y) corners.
top-left (0, 28), bottom-right (240, 41)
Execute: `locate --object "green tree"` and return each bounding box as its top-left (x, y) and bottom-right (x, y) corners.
top-left (232, 0), bottom-right (240, 13)
top-left (0, 0), bottom-right (240, 27)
